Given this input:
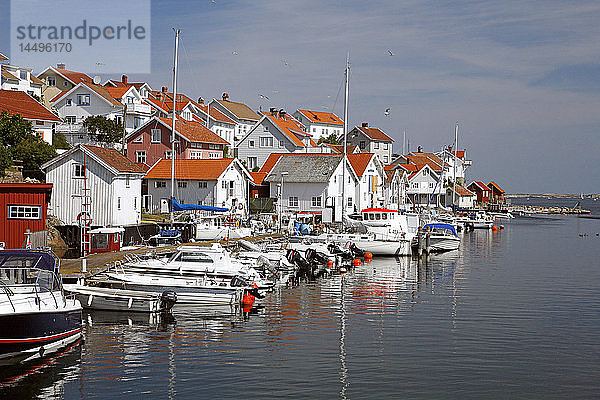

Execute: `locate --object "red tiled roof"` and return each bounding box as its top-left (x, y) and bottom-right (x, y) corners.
top-left (326, 144), bottom-right (358, 154)
top-left (50, 90), bottom-right (68, 102)
top-left (296, 109), bottom-right (343, 125)
top-left (198, 104), bottom-right (236, 125)
top-left (347, 153), bottom-right (374, 177)
top-left (405, 152), bottom-right (444, 172)
top-left (1, 69), bottom-right (19, 81)
top-left (452, 150), bottom-right (465, 159)
top-left (487, 181), bottom-right (505, 193)
top-left (145, 158), bottom-right (235, 180)
top-left (0, 90), bottom-right (61, 122)
top-left (30, 75), bottom-right (44, 85)
top-left (262, 113), bottom-right (308, 147)
top-left (105, 86), bottom-right (131, 99)
top-left (249, 172), bottom-right (267, 185)
top-left (82, 145), bottom-right (146, 173)
top-left (356, 125), bottom-right (393, 142)
top-left (448, 185), bottom-right (475, 196)
top-left (53, 68), bottom-right (93, 84)
top-left (469, 181), bottom-right (489, 192)
top-left (156, 117), bottom-right (229, 145)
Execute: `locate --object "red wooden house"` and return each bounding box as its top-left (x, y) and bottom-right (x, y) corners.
top-left (467, 181), bottom-right (491, 205)
top-left (487, 181), bottom-right (505, 204)
top-left (125, 116), bottom-right (229, 168)
top-left (0, 183), bottom-right (52, 249)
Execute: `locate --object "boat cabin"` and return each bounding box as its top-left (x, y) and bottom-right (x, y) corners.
top-left (360, 208), bottom-right (399, 225)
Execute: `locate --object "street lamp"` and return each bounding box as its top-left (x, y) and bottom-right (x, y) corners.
top-left (279, 172), bottom-right (288, 233)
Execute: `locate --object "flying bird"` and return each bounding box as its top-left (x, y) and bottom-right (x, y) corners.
top-left (232, 50), bottom-right (239, 56)
top-left (387, 50), bottom-right (395, 56)
top-left (384, 108), bottom-right (390, 116)
top-left (259, 94), bottom-right (269, 100)
top-left (281, 59), bottom-right (289, 67)
top-left (210, 0), bottom-right (216, 4)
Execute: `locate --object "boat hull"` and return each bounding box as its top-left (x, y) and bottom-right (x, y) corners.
top-left (64, 285), bottom-right (174, 313)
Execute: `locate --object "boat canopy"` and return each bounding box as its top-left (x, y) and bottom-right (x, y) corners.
top-left (0, 250), bottom-right (58, 272)
top-left (171, 198), bottom-right (228, 213)
top-left (423, 223), bottom-right (458, 237)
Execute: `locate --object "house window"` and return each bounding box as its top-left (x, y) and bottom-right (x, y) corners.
top-left (73, 164), bottom-right (85, 177)
top-left (65, 99), bottom-right (72, 106)
top-left (260, 137), bottom-right (273, 147)
top-left (222, 181), bottom-right (227, 189)
top-left (155, 181), bottom-right (166, 188)
top-left (423, 169), bottom-right (428, 176)
top-left (347, 197), bottom-right (353, 207)
top-left (133, 135), bottom-right (143, 143)
top-left (151, 129), bottom-right (161, 143)
top-left (373, 142), bottom-right (379, 149)
top-left (178, 181), bottom-right (187, 188)
top-left (136, 151), bottom-right (146, 163)
top-left (313, 128), bottom-right (316, 132)
top-left (19, 70), bottom-right (28, 80)
top-left (429, 182), bottom-right (434, 188)
top-left (228, 181), bottom-right (234, 197)
top-left (77, 94), bottom-right (90, 106)
top-left (288, 197), bottom-right (299, 207)
top-left (359, 141), bottom-right (366, 150)
top-left (134, 117), bottom-right (143, 129)
top-left (209, 144), bottom-right (219, 150)
top-left (8, 205), bottom-right (41, 220)
top-left (65, 116), bottom-right (76, 124)
top-left (190, 151), bottom-right (202, 159)
top-left (311, 196), bottom-right (322, 207)
top-left (384, 143), bottom-right (389, 150)
top-left (263, 126), bottom-right (269, 131)
top-left (47, 76), bottom-right (56, 86)
top-left (209, 152), bottom-right (220, 159)
top-left (248, 157), bottom-right (257, 169)
top-left (117, 197), bottom-right (121, 210)
top-left (383, 156), bottom-right (389, 163)
top-left (249, 140), bottom-right (255, 148)
top-left (125, 177), bottom-right (130, 188)
top-left (115, 115), bottom-right (123, 126)
top-left (165, 151), bottom-right (172, 159)
top-left (134, 197), bottom-right (137, 210)
top-left (198, 181), bottom-right (208, 188)
top-left (279, 141), bottom-right (284, 147)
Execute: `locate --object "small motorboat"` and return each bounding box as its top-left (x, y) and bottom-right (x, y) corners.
top-left (0, 249), bottom-right (82, 365)
top-left (415, 223), bottom-right (461, 252)
top-left (63, 284), bottom-right (177, 313)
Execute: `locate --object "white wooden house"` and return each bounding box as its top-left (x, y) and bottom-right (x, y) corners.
top-left (292, 109), bottom-right (344, 141)
top-left (383, 165), bottom-right (409, 211)
top-left (346, 123), bottom-right (394, 164)
top-left (210, 93), bottom-right (261, 145)
top-left (41, 144), bottom-right (146, 227)
top-left (144, 158), bottom-right (251, 214)
top-left (347, 153), bottom-right (386, 212)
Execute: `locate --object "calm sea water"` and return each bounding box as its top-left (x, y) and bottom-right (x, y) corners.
top-left (2, 198), bottom-right (600, 399)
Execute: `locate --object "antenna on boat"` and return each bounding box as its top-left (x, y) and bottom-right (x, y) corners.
top-left (341, 52), bottom-right (349, 230)
top-left (453, 121), bottom-right (458, 211)
top-left (170, 28), bottom-right (180, 224)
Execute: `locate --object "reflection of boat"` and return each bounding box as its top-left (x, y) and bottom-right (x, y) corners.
top-left (416, 223), bottom-right (460, 252)
top-left (63, 284), bottom-right (177, 313)
top-left (0, 250), bottom-right (82, 365)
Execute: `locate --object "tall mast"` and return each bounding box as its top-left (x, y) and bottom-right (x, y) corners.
top-left (170, 28), bottom-right (180, 224)
top-left (342, 53), bottom-right (349, 227)
top-left (453, 122), bottom-right (458, 210)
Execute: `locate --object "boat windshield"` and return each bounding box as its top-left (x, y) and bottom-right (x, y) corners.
top-left (1, 267), bottom-right (61, 292)
top-left (169, 251), bottom-right (214, 263)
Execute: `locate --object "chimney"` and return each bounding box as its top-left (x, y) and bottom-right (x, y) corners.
top-left (417, 146), bottom-right (423, 153)
top-left (361, 122), bottom-right (369, 128)
top-left (198, 97), bottom-right (204, 105)
top-left (222, 92), bottom-right (229, 101)
top-left (161, 86), bottom-right (168, 93)
top-left (278, 109), bottom-right (286, 118)
top-left (269, 107), bottom-right (277, 116)
top-left (56, 63), bottom-right (65, 69)
top-left (121, 74), bottom-right (128, 84)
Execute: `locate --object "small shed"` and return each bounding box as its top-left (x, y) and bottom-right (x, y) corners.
top-left (89, 227), bottom-right (124, 254)
top-left (487, 181), bottom-right (505, 204)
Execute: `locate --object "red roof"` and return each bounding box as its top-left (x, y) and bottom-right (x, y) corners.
top-left (1, 69), bottom-right (19, 81)
top-left (296, 109), bottom-right (343, 125)
top-left (105, 86), bottom-right (131, 99)
top-left (0, 90), bottom-right (61, 122)
top-left (53, 68), bottom-right (93, 84)
top-left (145, 158), bottom-right (235, 180)
top-left (249, 172), bottom-right (267, 185)
top-left (325, 144), bottom-right (358, 154)
top-left (347, 153), bottom-right (375, 177)
top-left (487, 181), bottom-right (505, 193)
top-left (262, 113), bottom-right (308, 147)
top-left (82, 145), bottom-right (146, 173)
top-left (448, 185), bottom-right (475, 197)
top-left (356, 125), bottom-right (393, 142)
top-left (198, 104), bottom-right (236, 125)
top-left (469, 181), bottom-right (489, 192)
top-left (155, 117), bottom-right (229, 145)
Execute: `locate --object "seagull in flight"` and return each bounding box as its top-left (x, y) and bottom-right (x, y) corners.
top-left (210, 0), bottom-right (216, 4)
top-left (281, 59), bottom-right (289, 67)
top-left (384, 108), bottom-right (390, 116)
top-left (232, 50), bottom-right (239, 56)
top-left (387, 50), bottom-right (395, 56)
top-left (259, 94), bottom-right (269, 100)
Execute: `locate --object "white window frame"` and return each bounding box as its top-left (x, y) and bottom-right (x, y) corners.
top-left (65, 116), bottom-right (76, 124)
top-left (260, 136), bottom-right (273, 147)
top-left (249, 140), bottom-right (255, 148)
top-left (248, 157), bottom-right (257, 169)
top-left (47, 76), bottom-right (56, 86)
top-left (311, 196), bottom-right (322, 208)
top-left (151, 128), bottom-right (161, 143)
top-left (178, 181), bottom-right (187, 188)
top-left (165, 151), bottom-right (173, 159)
top-left (73, 163), bottom-right (85, 178)
top-left (135, 150), bottom-right (146, 164)
top-left (65, 98), bottom-right (72, 106)
top-left (117, 197), bottom-right (121, 210)
top-left (155, 181), bottom-right (166, 188)
top-left (209, 152), bottom-right (220, 159)
top-left (288, 196), bottom-right (299, 208)
top-left (7, 205), bottom-right (41, 220)
top-left (77, 94), bottom-right (90, 106)
top-left (373, 142), bottom-right (379, 149)
top-left (198, 181), bottom-right (208, 189)
top-left (190, 150), bottom-right (202, 159)
top-left (133, 134), bottom-right (143, 143)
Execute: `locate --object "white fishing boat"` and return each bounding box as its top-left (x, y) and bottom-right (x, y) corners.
top-left (63, 284), bottom-right (177, 313)
top-left (0, 250), bottom-right (82, 365)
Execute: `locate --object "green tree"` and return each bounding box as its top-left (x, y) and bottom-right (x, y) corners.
top-left (317, 133), bottom-right (341, 145)
top-left (53, 131), bottom-right (70, 150)
top-left (14, 137), bottom-right (57, 171)
top-left (83, 115), bottom-right (123, 145)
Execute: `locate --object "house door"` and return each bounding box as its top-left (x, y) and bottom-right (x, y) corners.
top-left (160, 198), bottom-right (169, 213)
top-left (143, 195), bottom-right (152, 212)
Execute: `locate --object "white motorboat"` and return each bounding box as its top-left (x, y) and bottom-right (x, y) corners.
top-left (416, 223), bottom-right (461, 252)
top-left (195, 215), bottom-right (252, 240)
top-left (0, 250), bottom-right (82, 365)
top-left (64, 284), bottom-right (177, 313)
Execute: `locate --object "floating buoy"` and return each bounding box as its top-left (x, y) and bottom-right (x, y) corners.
top-left (339, 267), bottom-right (347, 274)
top-left (327, 259), bottom-right (334, 268)
top-left (353, 258), bottom-right (362, 267)
top-left (491, 225), bottom-right (498, 232)
top-left (364, 251), bottom-right (373, 260)
top-left (499, 225), bottom-right (504, 230)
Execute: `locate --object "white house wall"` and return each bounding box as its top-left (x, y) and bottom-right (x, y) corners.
top-left (237, 118), bottom-right (299, 169)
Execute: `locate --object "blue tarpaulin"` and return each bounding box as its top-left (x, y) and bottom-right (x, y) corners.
top-left (423, 223), bottom-right (458, 237)
top-left (170, 198), bottom-right (228, 212)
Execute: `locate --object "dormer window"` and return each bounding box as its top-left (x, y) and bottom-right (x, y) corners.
top-left (47, 76), bottom-right (56, 86)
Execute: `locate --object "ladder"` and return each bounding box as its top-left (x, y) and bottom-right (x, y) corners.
top-left (80, 151), bottom-right (92, 257)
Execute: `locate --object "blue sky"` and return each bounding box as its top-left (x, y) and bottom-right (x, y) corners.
top-left (2, 0), bottom-right (600, 193)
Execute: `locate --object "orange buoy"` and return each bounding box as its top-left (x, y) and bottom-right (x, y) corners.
top-left (491, 225), bottom-right (498, 232)
top-left (353, 258), bottom-right (362, 267)
top-left (327, 259), bottom-right (334, 268)
top-left (364, 251), bottom-right (373, 260)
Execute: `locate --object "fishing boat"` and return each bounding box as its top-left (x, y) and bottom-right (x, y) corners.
top-left (0, 249), bottom-right (82, 365)
top-left (63, 284), bottom-right (177, 313)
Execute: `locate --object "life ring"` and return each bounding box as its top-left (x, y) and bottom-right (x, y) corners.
top-left (235, 221), bottom-right (240, 228)
top-left (77, 212), bottom-right (91, 227)
top-left (238, 203), bottom-right (244, 210)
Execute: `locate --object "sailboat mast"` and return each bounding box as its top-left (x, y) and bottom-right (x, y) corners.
top-left (453, 122), bottom-right (458, 209)
top-left (170, 28), bottom-right (180, 224)
top-left (342, 53), bottom-right (349, 227)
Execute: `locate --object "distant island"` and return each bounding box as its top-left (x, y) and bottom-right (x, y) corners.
top-left (506, 193), bottom-right (600, 199)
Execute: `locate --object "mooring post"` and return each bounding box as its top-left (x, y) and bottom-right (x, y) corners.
top-left (417, 227), bottom-right (423, 256)
top-left (425, 231), bottom-right (431, 254)
top-left (82, 258), bottom-right (87, 273)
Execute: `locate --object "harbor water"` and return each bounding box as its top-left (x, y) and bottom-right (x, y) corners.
top-left (1, 198), bottom-right (600, 399)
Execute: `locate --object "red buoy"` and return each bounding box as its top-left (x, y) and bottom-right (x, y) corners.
top-left (499, 225), bottom-right (505, 230)
top-left (364, 251), bottom-right (373, 260)
top-left (353, 258), bottom-right (362, 267)
top-left (491, 225), bottom-right (498, 232)
top-left (327, 259), bottom-right (334, 268)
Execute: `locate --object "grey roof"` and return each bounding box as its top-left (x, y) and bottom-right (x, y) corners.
top-left (265, 154), bottom-right (342, 183)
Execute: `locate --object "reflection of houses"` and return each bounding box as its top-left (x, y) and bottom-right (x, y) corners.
top-left (345, 122), bottom-right (394, 164)
top-left (42, 144), bottom-right (146, 227)
top-left (467, 181), bottom-right (491, 205)
top-left (144, 158), bottom-right (250, 214)
top-left (0, 183), bottom-right (52, 249)
top-left (125, 116), bottom-right (228, 168)
top-left (445, 185), bottom-right (476, 209)
top-left (0, 90), bottom-right (61, 145)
